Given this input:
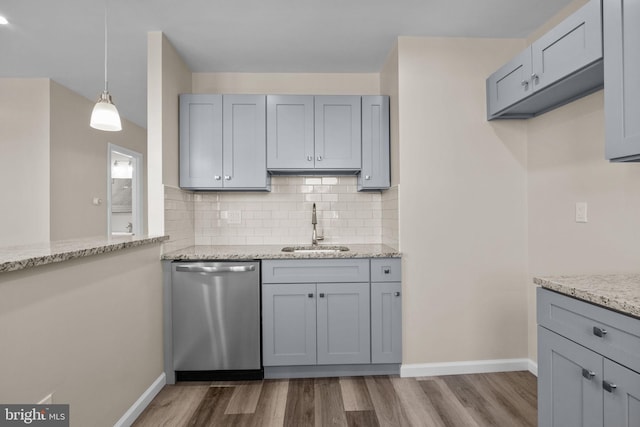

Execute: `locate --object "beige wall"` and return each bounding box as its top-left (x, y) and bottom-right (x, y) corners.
top-left (0, 244), bottom-right (164, 426)
top-left (147, 32), bottom-right (192, 236)
top-left (396, 37), bottom-right (529, 363)
top-left (192, 72), bottom-right (380, 94)
top-left (49, 81), bottom-right (147, 240)
top-left (526, 91), bottom-right (640, 360)
top-left (0, 79), bottom-right (51, 246)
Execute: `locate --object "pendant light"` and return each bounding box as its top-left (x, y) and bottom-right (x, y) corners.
top-left (90, 5), bottom-right (122, 131)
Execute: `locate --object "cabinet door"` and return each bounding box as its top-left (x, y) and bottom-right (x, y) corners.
top-left (604, 0), bottom-right (640, 161)
top-left (266, 95), bottom-right (314, 170)
top-left (371, 282), bottom-right (402, 363)
top-left (314, 96), bottom-right (362, 170)
top-left (262, 283), bottom-right (316, 366)
top-left (179, 94), bottom-right (223, 189)
top-left (316, 282), bottom-right (370, 365)
top-left (538, 326), bottom-right (603, 427)
top-left (222, 95), bottom-right (268, 189)
top-left (486, 48), bottom-right (533, 117)
top-left (603, 359), bottom-right (640, 427)
top-left (531, 0), bottom-right (602, 93)
top-left (359, 96), bottom-right (390, 191)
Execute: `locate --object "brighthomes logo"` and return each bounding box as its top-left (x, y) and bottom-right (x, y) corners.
top-left (4, 407), bottom-right (47, 424)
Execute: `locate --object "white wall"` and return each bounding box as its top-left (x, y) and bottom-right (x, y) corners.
top-left (396, 37), bottom-right (530, 363)
top-left (147, 32), bottom-right (193, 237)
top-left (0, 244), bottom-right (164, 427)
top-left (0, 79), bottom-right (51, 246)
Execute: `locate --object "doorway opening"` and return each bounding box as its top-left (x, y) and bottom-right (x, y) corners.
top-left (108, 143), bottom-right (143, 236)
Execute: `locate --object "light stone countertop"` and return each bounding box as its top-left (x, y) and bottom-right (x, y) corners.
top-left (534, 274), bottom-right (640, 318)
top-left (162, 244), bottom-right (401, 261)
top-left (0, 235), bottom-right (169, 274)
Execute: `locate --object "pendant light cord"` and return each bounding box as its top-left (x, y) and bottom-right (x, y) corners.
top-left (104, 5), bottom-right (108, 92)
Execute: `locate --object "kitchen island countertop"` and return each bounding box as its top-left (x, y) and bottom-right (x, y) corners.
top-left (0, 235), bottom-right (169, 273)
top-left (534, 274), bottom-right (640, 318)
top-left (162, 244), bottom-right (400, 261)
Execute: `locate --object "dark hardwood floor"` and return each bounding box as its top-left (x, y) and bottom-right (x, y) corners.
top-left (133, 371), bottom-right (537, 427)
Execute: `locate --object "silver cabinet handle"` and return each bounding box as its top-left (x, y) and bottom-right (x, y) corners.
top-left (531, 73), bottom-right (539, 84)
top-left (214, 175), bottom-right (221, 181)
top-left (582, 369), bottom-right (596, 380)
top-left (319, 293), bottom-right (325, 298)
top-left (308, 293), bottom-right (314, 298)
top-left (317, 155), bottom-right (323, 161)
top-left (593, 326), bottom-right (607, 338)
top-left (394, 292), bottom-right (401, 297)
top-left (224, 175), bottom-right (231, 181)
top-left (307, 155), bottom-right (313, 161)
top-left (176, 265), bottom-right (255, 273)
top-left (383, 268), bottom-right (391, 274)
top-left (603, 381), bottom-right (617, 393)
top-left (365, 175), bottom-right (371, 180)
top-left (521, 80), bottom-right (529, 88)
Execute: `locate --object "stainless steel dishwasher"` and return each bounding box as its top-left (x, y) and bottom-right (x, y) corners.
top-left (171, 261), bottom-right (262, 380)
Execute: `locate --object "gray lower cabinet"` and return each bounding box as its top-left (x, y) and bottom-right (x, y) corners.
top-left (262, 283), bottom-right (316, 366)
top-left (262, 258), bottom-right (402, 373)
top-left (537, 288), bottom-right (640, 427)
top-left (538, 326), bottom-right (603, 427)
top-left (179, 94), bottom-right (269, 190)
top-left (371, 282), bottom-right (402, 363)
top-left (487, 0), bottom-right (603, 119)
top-left (604, 0), bottom-right (640, 161)
top-left (603, 359), bottom-right (640, 427)
top-left (358, 96), bottom-right (390, 191)
top-left (316, 282), bottom-right (370, 364)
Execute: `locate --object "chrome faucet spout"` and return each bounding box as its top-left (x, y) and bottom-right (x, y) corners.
top-left (311, 203), bottom-right (324, 245)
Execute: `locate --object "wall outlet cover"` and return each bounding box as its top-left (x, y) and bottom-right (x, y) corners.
top-left (575, 202), bottom-right (588, 223)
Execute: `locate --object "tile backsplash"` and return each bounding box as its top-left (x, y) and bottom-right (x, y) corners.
top-left (163, 177), bottom-right (399, 250)
top-left (194, 176), bottom-right (382, 245)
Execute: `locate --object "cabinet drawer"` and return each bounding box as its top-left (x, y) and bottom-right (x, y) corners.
top-left (262, 259), bottom-right (370, 284)
top-left (537, 288), bottom-right (640, 373)
top-left (371, 258), bottom-right (401, 282)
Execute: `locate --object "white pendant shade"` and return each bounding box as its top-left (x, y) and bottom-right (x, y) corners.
top-left (90, 91), bottom-right (122, 131)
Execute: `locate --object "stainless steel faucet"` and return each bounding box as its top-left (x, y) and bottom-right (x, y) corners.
top-left (311, 203), bottom-right (324, 246)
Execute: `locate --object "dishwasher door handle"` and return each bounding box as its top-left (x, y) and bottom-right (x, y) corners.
top-left (176, 265), bottom-right (256, 273)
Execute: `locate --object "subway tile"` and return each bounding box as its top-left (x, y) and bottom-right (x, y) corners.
top-left (322, 177), bottom-right (338, 185)
top-left (304, 177), bottom-right (322, 185)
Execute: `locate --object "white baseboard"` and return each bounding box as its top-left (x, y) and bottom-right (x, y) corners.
top-left (114, 372), bottom-right (166, 427)
top-left (528, 359), bottom-right (538, 376)
top-left (400, 358), bottom-right (534, 378)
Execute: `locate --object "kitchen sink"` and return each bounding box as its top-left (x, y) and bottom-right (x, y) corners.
top-left (281, 245), bottom-right (350, 253)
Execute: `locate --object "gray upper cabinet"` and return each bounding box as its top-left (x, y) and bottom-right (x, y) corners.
top-left (222, 95), bottom-right (269, 189)
top-left (266, 95), bottom-right (314, 170)
top-left (487, 0), bottom-right (603, 120)
top-left (359, 96), bottom-right (390, 191)
top-left (604, 0), bottom-right (640, 161)
top-left (314, 96), bottom-right (362, 170)
top-left (179, 94), bottom-right (270, 191)
top-left (179, 94), bottom-right (223, 189)
top-left (316, 282), bottom-right (370, 365)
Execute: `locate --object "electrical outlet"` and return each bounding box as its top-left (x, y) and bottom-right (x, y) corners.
top-left (38, 393), bottom-right (53, 404)
top-left (575, 202), bottom-right (588, 223)
top-left (227, 211), bottom-right (241, 224)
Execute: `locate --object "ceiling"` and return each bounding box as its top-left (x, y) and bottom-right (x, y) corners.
top-left (0, 0), bottom-right (574, 128)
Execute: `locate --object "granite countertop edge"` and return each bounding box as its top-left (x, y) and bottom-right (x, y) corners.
top-left (0, 235), bottom-right (169, 274)
top-left (162, 244), bottom-right (401, 261)
top-left (534, 275), bottom-right (640, 318)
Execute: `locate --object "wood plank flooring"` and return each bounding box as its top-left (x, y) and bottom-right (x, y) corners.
top-left (133, 371), bottom-right (537, 427)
